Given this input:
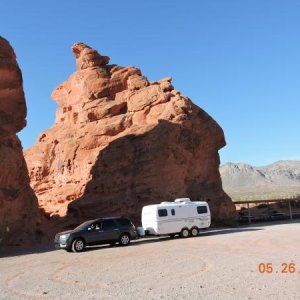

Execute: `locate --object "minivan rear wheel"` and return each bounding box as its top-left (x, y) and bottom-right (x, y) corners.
top-left (180, 228), bottom-right (189, 238)
top-left (71, 238), bottom-right (85, 253)
top-left (119, 233), bottom-right (131, 246)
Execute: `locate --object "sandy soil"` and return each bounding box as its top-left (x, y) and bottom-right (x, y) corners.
top-left (0, 221), bottom-right (299, 300)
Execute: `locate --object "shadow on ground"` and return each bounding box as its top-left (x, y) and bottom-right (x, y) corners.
top-left (61, 226), bottom-right (264, 253)
top-left (2, 220), bottom-right (299, 258)
top-left (0, 244), bottom-right (55, 258)
top-left (239, 218), bottom-right (300, 228)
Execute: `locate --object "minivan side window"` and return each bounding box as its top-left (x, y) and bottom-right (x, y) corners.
top-left (171, 209), bottom-right (175, 216)
top-left (89, 222), bottom-right (102, 230)
top-left (117, 218), bottom-right (131, 226)
top-left (158, 209), bottom-right (168, 217)
top-left (197, 206), bottom-right (207, 214)
top-left (102, 220), bottom-right (116, 231)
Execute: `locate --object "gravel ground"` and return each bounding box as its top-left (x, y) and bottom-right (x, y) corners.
top-left (0, 221), bottom-right (299, 300)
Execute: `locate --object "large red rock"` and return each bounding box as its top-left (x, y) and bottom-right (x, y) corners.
top-left (25, 43), bottom-right (236, 226)
top-left (0, 37), bottom-right (39, 249)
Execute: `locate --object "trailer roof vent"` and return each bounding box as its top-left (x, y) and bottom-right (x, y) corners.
top-left (161, 201), bottom-right (171, 205)
top-left (174, 198), bottom-right (191, 203)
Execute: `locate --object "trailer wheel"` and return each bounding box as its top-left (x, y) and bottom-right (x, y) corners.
top-left (190, 227), bottom-right (199, 237)
top-left (180, 228), bottom-right (189, 238)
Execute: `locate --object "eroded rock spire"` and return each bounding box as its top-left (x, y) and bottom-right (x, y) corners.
top-left (25, 42), bottom-right (236, 226)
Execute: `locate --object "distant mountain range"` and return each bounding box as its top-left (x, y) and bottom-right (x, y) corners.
top-left (220, 160), bottom-right (300, 201)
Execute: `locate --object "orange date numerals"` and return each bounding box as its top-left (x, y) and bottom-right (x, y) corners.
top-left (258, 263), bottom-right (297, 274)
top-left (281, 263), bottom-right (296, 273)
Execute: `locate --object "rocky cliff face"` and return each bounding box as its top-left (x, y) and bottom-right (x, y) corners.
top-left (0, 37), bottom-right (38, 249)
top-left (25, 43), bottom-right (235, 225)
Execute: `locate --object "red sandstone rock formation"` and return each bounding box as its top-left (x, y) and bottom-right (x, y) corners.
top-left (0, 37), bottom-right (38, 249)
top-left (25, 42), bottom-right (236, 225)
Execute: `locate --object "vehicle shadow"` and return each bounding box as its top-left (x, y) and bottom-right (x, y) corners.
top-left (134, 227), bottom-right (263, 244)
top-left (197, 226), bottom-right (262, 237)
top-left (82, 226), bottom-right (264, 252)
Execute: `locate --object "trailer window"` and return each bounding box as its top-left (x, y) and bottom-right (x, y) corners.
top-left (171, 209), bottom-right (175, 216)
top-left (197, 206), bottom-right (207, 214)
top-left (158, 209), bottom-right (168, 217)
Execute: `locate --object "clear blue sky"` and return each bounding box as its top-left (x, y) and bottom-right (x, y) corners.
top-left (1, 0), bottom-right (299, 166)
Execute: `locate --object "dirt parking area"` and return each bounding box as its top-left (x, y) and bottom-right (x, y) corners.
top-left (0, 221), bottom-right (299, 300)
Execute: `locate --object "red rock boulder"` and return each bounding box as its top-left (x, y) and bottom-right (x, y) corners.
top-left (0, 37), bottom-right (39, 249)
top-left (25, 43), bottom-right (236, 226)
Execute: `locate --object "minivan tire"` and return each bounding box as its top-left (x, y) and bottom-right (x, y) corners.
top-left (71, 238), bottom-right (85, 252)
top-left (119, 233), bottom-right (131, 246)
top-left (180, 228), bottom-right (189, 238)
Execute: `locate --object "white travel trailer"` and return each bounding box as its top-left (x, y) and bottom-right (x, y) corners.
top-left (141, 198), bottom-right (211, 238)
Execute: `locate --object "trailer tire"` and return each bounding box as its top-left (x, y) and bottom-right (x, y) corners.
top-left (190, 227), bottom-right (199, 237)
top-left (180, 228), bottom-right (189, 238)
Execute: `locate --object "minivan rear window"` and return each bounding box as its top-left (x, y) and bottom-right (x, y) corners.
top-left (197, 206), bottom-right (207, 214)
top-left (158, 209), bottom-right (168, 217)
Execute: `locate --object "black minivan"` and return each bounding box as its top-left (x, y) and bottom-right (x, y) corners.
top-left (54, 217), bottom-right (136, 252)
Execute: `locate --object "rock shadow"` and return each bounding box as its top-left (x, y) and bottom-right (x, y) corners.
top-left (63, 119), bottom-right (235, 228)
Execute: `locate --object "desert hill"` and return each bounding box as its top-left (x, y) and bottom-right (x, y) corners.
top-left (220, 160), bottom-right (300, 201)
